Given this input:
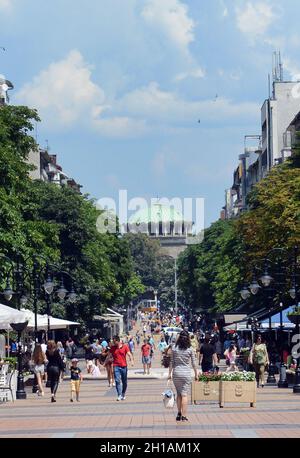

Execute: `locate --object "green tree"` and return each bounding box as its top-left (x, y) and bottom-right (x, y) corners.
top-left (178, 219), bottom-right (244, 313)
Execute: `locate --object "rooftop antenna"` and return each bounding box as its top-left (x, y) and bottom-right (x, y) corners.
top-left (45, 139), bottom-right (49, 152)
top-left (272, 51), bottom-right (284, 83)
top-left (279, 51), bottom-right (284, 81)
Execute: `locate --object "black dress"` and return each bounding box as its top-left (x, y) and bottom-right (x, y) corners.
top-left (46, 349), bottom-right (64, 395)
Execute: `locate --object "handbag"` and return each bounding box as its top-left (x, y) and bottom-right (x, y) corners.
top-left (162, 381), bottom-right (175, 409)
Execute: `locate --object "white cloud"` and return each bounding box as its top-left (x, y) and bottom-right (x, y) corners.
top-left (152, 151), bottom-right (167, 177)
top-left (174, 67), bottom-right (205, 82)
top-left (284, 59), bottom-right (300, 81)
top-left (236, 2), bottom-right (276, 42)
top-left (117, 82), bottom-right (259, 125)
top-left (141, 0), bottom-right (195, 54)
top-left (16, 50), bottom-right (105, 128)
top-left (93, 116), bottom-right (148, 138)
top-left (220, 0), bottom-right (229, 18)
top-left (16, 53), bottom-right (258, 138)
top-left (0, 0), bottom-right (12, 11)
top-left (16, 50), bottom-right (150, 137)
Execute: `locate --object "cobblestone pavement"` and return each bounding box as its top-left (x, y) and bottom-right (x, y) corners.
top-left (1, 345), bottom-right (300, 438)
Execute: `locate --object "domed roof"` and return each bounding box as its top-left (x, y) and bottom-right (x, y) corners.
top-left (128, 203), bottom-right (185, 225)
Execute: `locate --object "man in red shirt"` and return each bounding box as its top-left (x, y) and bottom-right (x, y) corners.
top-left (109, 336), bottom-right (134, 401)
top-left (141, 339), bottom-right (152, 375)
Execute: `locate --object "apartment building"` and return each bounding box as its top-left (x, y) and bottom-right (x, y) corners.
top-left (223, 56), bottom-right (300, 220)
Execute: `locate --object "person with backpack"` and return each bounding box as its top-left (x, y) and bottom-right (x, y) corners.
top-left (249, 334), bottom-right (270, 388)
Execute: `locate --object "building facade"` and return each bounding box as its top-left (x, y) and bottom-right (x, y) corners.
top-left (0, 75), bottom-right (13, 106)
top-left (127, 203), bottom-right (193, 259)
top-left (223, 69), bottom-right (300, 219)
top-left (28, 148), bottom-right (82, 192)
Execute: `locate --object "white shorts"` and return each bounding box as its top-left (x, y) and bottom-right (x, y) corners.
top-left (34, 364), bottom-right (45, 375)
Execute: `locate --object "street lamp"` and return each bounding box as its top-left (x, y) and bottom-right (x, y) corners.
top-left (260, 271), bottom-right (273, 288)
top-left (240, 285), bottom-right (251, 301)
top-left (43, 274), bottom-right (54, 295)
top-left (9, 321), bottom-right (28, 400)
top-left (240, 247), bottom-right (299, 389)
top-left (249, 278), bottom-right (261, 295)
top-left (3, 281), bottom-right (14, 301)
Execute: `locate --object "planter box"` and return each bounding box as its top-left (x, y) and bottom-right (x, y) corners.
top-left (287, 315), bottom-right (300, 326)
top-left (286, 372), bottom-right (295, 385)
top-left (191, 381), bottom-right (220, 404)
top-left (219, 380), bottom-right (256, 408)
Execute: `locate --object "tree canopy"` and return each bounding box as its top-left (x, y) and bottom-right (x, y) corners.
top-left (0, 105), bottom-right (143, 329)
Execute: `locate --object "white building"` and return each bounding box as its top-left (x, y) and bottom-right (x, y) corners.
top-left (0, 75), bottom-right (13, 106)
top-left (261, 81), bottom-right (300, 172)
top-left (223, 55), bottom-right (300, 219)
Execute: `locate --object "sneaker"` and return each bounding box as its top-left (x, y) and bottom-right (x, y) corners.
top-left (112, 382), bottom-right (115, 387)
top-left (116, 395), bottom-right (122, 401)
top-left (121, 395), bottom-right (126, 400)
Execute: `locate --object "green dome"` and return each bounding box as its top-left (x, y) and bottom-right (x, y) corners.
top-left (129, 203), bottom-right (184, 225)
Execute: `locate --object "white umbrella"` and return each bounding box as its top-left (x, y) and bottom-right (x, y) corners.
top-left (20, 309), bottom-right (79, 330)
top-left (0, 303), bottom-right (28, 330)
top-left (0, 304), bottom-right (29, 357)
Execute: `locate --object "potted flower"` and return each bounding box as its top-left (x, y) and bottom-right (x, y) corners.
top-left (287, 307), bottom-right (300, 326)
top-left (219, 371), bottom-right (256, 408)
top-left (191, 372), bottom-right (222, 404)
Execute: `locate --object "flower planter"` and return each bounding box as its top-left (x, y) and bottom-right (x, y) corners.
top-left (191, 381), bottom-right (220, 404)
top-left (219, 380), bottom-right (256, 408)
top-left (286, 371), bottom-right (295, 385)
top-left (287, 315), bottom-right (300, 326)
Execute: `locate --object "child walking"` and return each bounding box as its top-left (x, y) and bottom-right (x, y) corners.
top-left (70, 358), bottom-right (83, 402)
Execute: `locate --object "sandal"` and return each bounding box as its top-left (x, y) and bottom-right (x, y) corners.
top-left (176, 413), bottom-right (182, 421)
top-left (181, 416), bottom-right (189, 421)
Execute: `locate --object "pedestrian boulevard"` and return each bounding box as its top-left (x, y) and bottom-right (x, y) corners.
top-left (1, 347), bottom-right (300, 438)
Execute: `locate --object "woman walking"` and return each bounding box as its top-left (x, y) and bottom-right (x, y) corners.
top-left (224, 344), bottom-right (239, 372)
top-left (46, 340), bottom-right (65, 402)
top-left (250, 334), bottom-right (270, 388)
top-left (103, 343), bottom-right (115, 387)
top-left (168, 330), bottom-right (198, 422)
top-left (32, 344), bottom-right (46, 397)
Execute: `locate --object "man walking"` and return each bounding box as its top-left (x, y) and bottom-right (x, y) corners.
top-left (141, 339), bottom-right (152, 375)
top-left (109, 336), bottom-right (134, 401)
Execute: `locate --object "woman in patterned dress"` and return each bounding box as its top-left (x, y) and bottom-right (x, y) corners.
top-left (168, 330), bottom-right (198, 422)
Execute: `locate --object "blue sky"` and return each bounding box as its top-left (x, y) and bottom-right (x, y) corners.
top-left (1, 0), bottom-right (300, 226)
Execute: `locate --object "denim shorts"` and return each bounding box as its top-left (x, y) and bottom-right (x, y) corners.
top-left (34, 364), bottom-right (45, 375)
top-left (142, 356), bottom-right (151, 365)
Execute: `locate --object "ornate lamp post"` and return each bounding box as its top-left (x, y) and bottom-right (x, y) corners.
top-left (1, 253), bottom-right (77, 394)
top-left (0, 254), bottom-right (29, 399)
top-left (240, 247), bottom-right (299, 389)
top-left (10, 321), bottom-right (28, 399)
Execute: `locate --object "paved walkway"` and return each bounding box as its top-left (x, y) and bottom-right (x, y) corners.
top-left (1, 346), bottom-right (300, 438)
